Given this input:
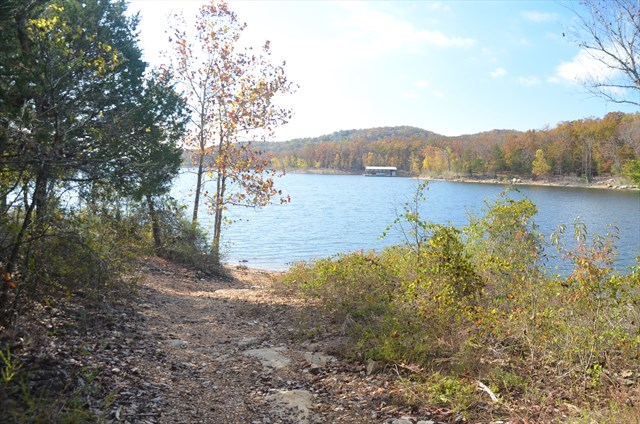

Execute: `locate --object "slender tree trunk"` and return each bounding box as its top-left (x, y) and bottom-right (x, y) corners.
top-left (211, 129), bottom-right (227, 264)
top-left (0, 187), bottom-right (6, 216)
top-left (33, 166), bottom-right (49, 223)
top-left (583, 140), bottom-right (593, 182)
top-left (146, 194), bottom-right (162, 252)
top-left (445, 148), bottom-right (451, 173)
top-left (1, 199), bottom-right (34, 307)
top-left (192, 97), bottom-right (209, 225)
top-left (212, 210), bottom-right (221, 263)
top-left (9, 167), bottom-right (48, 272)
top-left (611, 138), bottom-right (621, 173)
top-left (192, 152), bottom-right (204, 224)
top-left (0, 122), bottom-right (8, 214)
top-left (1, 172), bottom-right (42, 313)
top-left (211, 173), bottom-right (225, 264)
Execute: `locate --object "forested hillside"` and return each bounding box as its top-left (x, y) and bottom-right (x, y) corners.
top-left (262, 113), bottom-right (640, 182)
top-left (267, 126), bottom-right (438, 150)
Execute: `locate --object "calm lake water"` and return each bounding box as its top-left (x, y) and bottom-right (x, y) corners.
top-left (172, 171), bottom-right (640, 273)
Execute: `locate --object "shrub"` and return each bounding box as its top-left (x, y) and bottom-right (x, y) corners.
top-left (283, 184), bottom-right (640, 420)
top-left (285, 249), bottom-right (399, 322)
top-left (139, 196), bottom-right (220, 274)
top-left (0, 190), bottom-right (221, 324)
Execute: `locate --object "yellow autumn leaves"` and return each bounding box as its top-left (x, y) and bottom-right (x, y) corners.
top-left (27, 3), bottom-right (120, 76)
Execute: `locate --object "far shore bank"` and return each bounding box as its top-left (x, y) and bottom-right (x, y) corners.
top-left (418, 175), bottom-right (639, 191)
top-left (228, 166), bottom-right (639, 191)
top-left (179, 163), bottom-right (638, 191)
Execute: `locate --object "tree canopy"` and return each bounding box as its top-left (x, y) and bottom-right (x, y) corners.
top-left (167, 0), bottom-right (294, 263)
top-left (0, 0), bottom-right (187, 312)
top-left (567, 0), bottom-right (640, 106)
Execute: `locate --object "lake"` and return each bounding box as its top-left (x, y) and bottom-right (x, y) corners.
top-left (172, 171), bottom-right (640, 273)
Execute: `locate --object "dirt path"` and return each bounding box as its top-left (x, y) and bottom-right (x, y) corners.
top-left (117, 257), bottom-right (443, 424)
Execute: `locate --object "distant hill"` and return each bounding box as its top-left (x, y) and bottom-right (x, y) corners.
top-left (183, 126), bottom-right (520, 169)
top-left (257, 126), bottom-right (439, 152)
top-left (287, 125), bottom-right (438, 143)
top-left (181, 111), bottom-right (640, 181)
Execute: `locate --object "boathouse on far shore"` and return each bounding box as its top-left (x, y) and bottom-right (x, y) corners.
top-left (364, 166), bottom-right (397, 176)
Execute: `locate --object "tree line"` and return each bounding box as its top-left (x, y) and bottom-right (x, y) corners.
top-left (0, 0), bottom-right (292, 323)
top-left (265, 113), bottom-right (640, 183)
top-left (0, 0), bottom-right (192, 318)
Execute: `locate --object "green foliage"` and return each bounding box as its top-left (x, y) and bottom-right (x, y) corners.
top-left (465, 189), bottom-right (543, 283)
top-left (399, 372), bottom-right (478, 416)
top-left (0, 347), bottom-right (98, 423)
top-left (622, 159), bottom-right (640, 185)
top-left (531, 149), bottom-right (551, 176)
top-left (0, 189), bottom-right (220, 324)
top-left (283, 185), bottom-right (640, 421)
top-left (487, 367), bottom-right (527, 397)
top-left (1, 344), bottom-right (22, 385)
top-left (423, 372), bottom-right (477, 413)
top-left (0, 0), bottom-right (187, 320)
top-left (144, 196), bottom-right (221, 274)
top-left (285, 249), bottom-right (398, 322)
top-left (6, 202), bottom-right (143, 307)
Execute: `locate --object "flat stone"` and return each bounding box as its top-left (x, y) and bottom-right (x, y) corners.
top-left (303, 352), bottom-right (335, 367)
top-left (266, 389), bottom-right (313, 424)
top-left (238, 336), bottom-right (265, 349)
top-left (243, 347), bottom-right (291, 369)
top-left (167, 339), bottom-right (188, 349)
top-left (366, 359), bottom-right (384, 375)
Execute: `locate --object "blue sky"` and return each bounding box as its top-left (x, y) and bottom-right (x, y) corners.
top-left (128, 0), bottom-right (639, 140)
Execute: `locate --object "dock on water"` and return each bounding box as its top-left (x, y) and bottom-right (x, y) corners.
top-left (364, 166), bottom-right (397, 176)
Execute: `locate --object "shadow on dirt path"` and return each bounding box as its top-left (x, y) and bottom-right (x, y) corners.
top-left (108, 257), bottom-right (447, 424)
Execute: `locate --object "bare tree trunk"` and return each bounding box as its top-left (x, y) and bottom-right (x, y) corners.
top-left (147, 195), bottom-right (162, 252)
top-left (8, 166), bottom-right (49, 273)
top-left (211, 173), bottom-right (225, 265)
top-left (611, 137), bottom-right (621, 173)
top-left (583, 139), bottom-right (593, 182)
top-left (1, 172), bottom-right (42, 313)
top-left (192, 152), bottom-right (204, 224)
top-left (33, 166), bottom-right (49, 223)
top-left (0, 187), bottom-right (6, 216)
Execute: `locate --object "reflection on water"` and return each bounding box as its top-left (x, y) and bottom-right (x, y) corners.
top-left (172, 171), bottom-right (640, 273)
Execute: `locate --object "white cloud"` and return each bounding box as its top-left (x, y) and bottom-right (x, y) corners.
top-left (518, 76), bottom-right (541, 86)
top-left (432, 90), bottom-right (444, 98)
top-left (554, 49), bottom-right (619, 84)
top-left (522, 11), bottom-right (558, 23)
top-left (332, 2), bottom-right (476, 59)
top-left (421, 30), bottom-right (476, 48)
top-left (490, 67), bottom-right (507, 78)
top-left (414, 80), bottom-right (430, 88)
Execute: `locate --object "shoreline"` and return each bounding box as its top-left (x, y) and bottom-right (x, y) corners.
top-left (270, 167), bottom-right (639, 191)
top-left (417, 175), bottom-right (639, 191)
